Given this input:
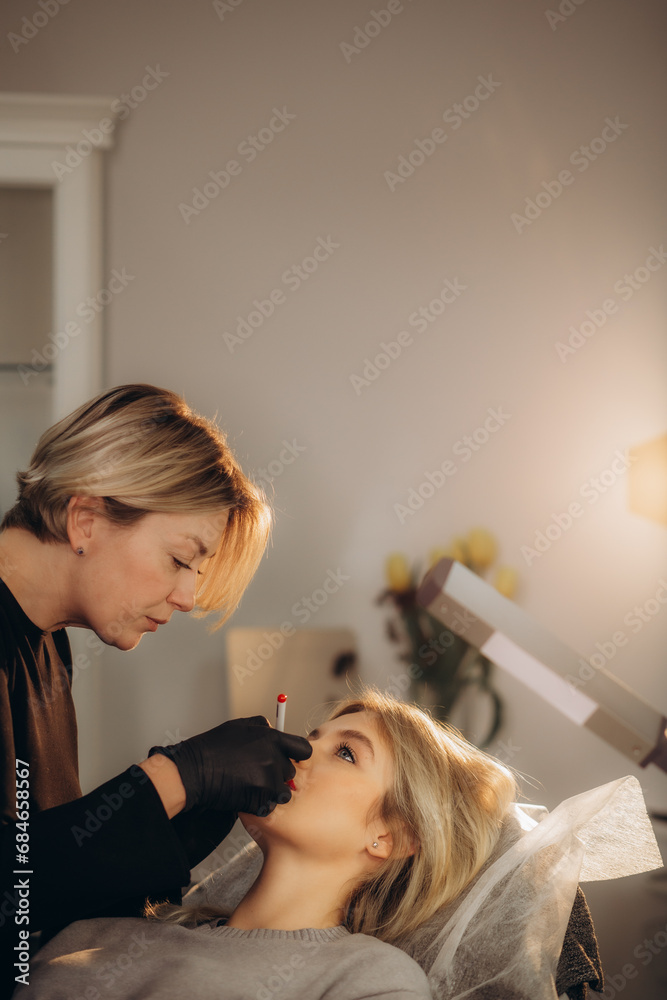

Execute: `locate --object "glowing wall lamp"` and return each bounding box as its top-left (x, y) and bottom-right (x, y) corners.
top-left (628, 432), bottom-right (667, 526)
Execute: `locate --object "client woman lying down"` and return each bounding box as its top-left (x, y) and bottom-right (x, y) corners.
top-left (20, 691), bottom-right (518, 999)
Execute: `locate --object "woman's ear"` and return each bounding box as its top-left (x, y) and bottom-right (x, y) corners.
top-left (67, 496), bottom-right (105, 554)
top-left (368, 826), bottom-right (417, 861)
top-left (367, 832), bottom-right (393, 860)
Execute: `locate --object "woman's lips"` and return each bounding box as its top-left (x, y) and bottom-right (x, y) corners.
top-left (146, 617), bottom-right (168, 631)
top-left (287, 779), bottom-right (296, 791)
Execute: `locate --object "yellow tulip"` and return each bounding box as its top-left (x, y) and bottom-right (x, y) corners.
top-left (466, 528), bottom-right (497, 569)
top-left (428, 547), bottom-right (449, 568)
top-left (445, 537), bottom-right (467, 564)
top-left (494, 566), bottom-right (518, 599)
top-left (385, 553), bottom-right (412, 592)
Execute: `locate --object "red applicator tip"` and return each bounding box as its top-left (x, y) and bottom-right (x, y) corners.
top-left (276, 693), bottom-right (287, 731)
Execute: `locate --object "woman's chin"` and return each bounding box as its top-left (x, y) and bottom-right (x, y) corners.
top-left (239, 804), bottom-right (290, 846)
top-left (95, 624), bottom-right (143, 651)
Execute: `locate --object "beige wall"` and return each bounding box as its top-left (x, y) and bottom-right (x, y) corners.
top-left (1, 1), bottom-right (666, 993)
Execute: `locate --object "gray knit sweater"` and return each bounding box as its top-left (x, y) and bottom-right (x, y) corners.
top-left (20, 916), bottom-right (432, 999)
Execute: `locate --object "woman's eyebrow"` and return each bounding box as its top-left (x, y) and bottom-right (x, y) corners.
top-left (186, 534), bottom-right (209, 556)
top-left (183, 534), bottom-right (218, 559)
top-left (308, 727), bottom-right (375, 761)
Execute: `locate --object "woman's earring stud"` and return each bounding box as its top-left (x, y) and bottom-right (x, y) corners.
top-left (372, 842), bottom-right (378, 849)
top-left (76, 547), bottom-right (84, 556)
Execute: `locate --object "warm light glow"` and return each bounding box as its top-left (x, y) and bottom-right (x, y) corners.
top-left (628, 433), bottom-right (667, 526)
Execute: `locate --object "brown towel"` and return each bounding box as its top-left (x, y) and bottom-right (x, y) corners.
top-left (555, 887), bottom-right (604, 999)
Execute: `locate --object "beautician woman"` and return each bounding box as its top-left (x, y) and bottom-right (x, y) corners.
top-left (0, 384), bottom-right (311, 995)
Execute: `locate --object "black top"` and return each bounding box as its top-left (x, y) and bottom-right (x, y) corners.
top-left (0, 578), bottom-right (234, 997)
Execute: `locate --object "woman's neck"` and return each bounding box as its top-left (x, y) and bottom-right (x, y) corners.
top-left (227, 847), bottom-right (358, 931)
top-left (0, 528), bottom-right (81, 631)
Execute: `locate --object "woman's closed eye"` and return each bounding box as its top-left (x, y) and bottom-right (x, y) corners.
top-left (172, 557), bottom-right (204, 575)
top-left (335, 742), bottom-right (356, 764)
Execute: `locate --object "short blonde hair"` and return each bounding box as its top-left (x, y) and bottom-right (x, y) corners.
top-left (1, 384), bottom-right (272, 627)
top-left (332, 689), bottom-right (518, 943)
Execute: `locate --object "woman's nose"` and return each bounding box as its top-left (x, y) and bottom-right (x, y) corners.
top-left (294, 744), bottom-right (314, 770)
top-left (168, 576), bottom-right (197, 613)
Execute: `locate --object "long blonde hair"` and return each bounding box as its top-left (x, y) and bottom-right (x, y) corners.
top-left (147, 689), bottom-right (517, 942)
top-left (333, 689), bottom-right (517, 942)
top-left (1, 384), bottom-right (272, 627)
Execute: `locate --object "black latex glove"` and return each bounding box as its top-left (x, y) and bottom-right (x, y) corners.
top-left (148, 716), bottom-right (312, 816)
